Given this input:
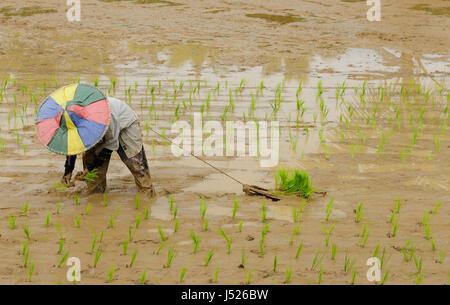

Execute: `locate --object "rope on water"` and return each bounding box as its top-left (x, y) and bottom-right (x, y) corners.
top-left (148, 126), bottom-right (244, 186)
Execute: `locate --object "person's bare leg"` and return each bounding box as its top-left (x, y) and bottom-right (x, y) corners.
top-left (118, 145), bottom-right (156, 198)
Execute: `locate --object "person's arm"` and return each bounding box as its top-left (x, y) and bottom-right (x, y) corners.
top-left (61, 155), bottom-right (76, 184)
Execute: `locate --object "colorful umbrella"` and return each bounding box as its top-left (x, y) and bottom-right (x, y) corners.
top-left (35, 84), bottom-right (111, 155)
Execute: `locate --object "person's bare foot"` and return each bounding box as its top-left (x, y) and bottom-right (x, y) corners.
top-left (60, 173), bottom-right (75, 187)
top-left (140, 184), bottom-right (156, 198)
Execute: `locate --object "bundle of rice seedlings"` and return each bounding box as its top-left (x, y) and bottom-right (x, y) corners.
top-left (274, 169), bottom-right (315, 198)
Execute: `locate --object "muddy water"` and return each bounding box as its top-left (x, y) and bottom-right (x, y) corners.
top-left (0, 3), bottom-right (449, 284)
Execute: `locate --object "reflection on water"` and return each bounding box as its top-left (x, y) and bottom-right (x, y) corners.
top-left (1, 33), bottom-right (447, 87)
top-left (0, 6), bottom-right (57, 17)
top-left (0, 34), bottom-right (113, 75)
top-left (120, 43), bottom-right (448, 89)
top-left (99, 0), bottom-right (182, 5)
top-left (409, 4), bottom-right (450, 17)
top-left (245, 13), bottom-right (305, 25)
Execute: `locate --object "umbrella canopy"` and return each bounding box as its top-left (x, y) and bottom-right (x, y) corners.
top-left (35, 84), bottom-right (111, 155)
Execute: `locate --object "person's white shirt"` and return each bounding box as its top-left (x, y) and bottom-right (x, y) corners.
top-left (99, 97), bottom-right (138, 152)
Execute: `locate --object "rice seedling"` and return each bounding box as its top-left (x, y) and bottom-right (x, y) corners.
top-left (331, 243), bottom-right (337, 260)
top-left (168, 215), bottom-right (178, 231)
top-left (378, 270), bottom-right (390, 285)
top-left (129, 226), bottom-right (133, 242)
top-left (274, 169), bottom-right (314, 198)
top-left (53, 223), bottom-right (62, 237)
top-left (85, 203), bottom-right (92, 216)
top-left (112, 205), bottom-right (121, 220)
top-left (217, 228), bottom-right (232, 254)
top-left (261, 200), bottom-right (267, 222)
top-left (318, 266), bottom-right (323, 285)
top-left (343, 253), bottom-right (355, 273)
top-left (259, 239), bottom-right (264, 258)
top-left (8, 216), bottom-right (15, 229)
top-left (23, 225), bottom-right (31, 241)
top-left (214, 267), bottom-right (219, 283)
top-left (143, 206), bottom-right (149, 220)
top-left (169, 195), bottom-right (174, 212)
top-left (437, 250), bottom-right (445, 264)
top-left (166, 246), bottom-right (175, 268)
top-left (108, 265), bottom-right (115, 282)
top-left (28, 263), bottom-right (35, 282)
top-left (200, 197), bottom-right (207, 220)
top-left (401, 241), bottom-right (416, 262)
top-left (103, 194), bottom-right (108, 207)
top-left (416, 272), bottom-right (423, 285)
top-left (232, 198), bottom-right (238, 220)
top-left (391, 220), bottom-right (399, 237)
top-left (75, 215), bottom-right (81, 228)
top-left (359, 224), bottom-right (369, 247)
top-left (122, 240), bottom-right (128, 256)
top-left (379, 247), bottom-right (389, 270)
top-left (135, 195), bottom-right (140, 210)
top-left (355, 202), bottom-right (363, 223)
top-left (58, 251), bottom-right (69, 268)
top-left (129, 249), bottom-right (138, 268)
top-left (263, 222), bottom-right (270, 237)
top-left (135, 214), bottom-right (142, 229)
top-left (431, 238), bottom-right (436, 251)
top-left (190, 230), bottom-right (200, 254)
top-left (300, 199), bottom-right (306, 213)
top-left (172, 206), bottom-right (178, 220)
top-left (322, 223), bottom-right (335, 247)
top-left (74, 194), bottom-right (79, 206)
top-left (325, 198), bottom-right (334, 221)
top-left (179, 267), bottom-right (187, 283)
top-left (388, 209), bottom-right (396, 223)
top-left (351, 269), bottom-right (357, 285)
top-left (22, 202), bottom-right (29, 216)
top-left (311, 253), bottom-right (323, 271)
top-left (433, 135), bottom-right (441, 152)
top-left (291, 206), bottom-right (299, 223)
top-left (283, 266), bottom-right (292, 285)
top-left (245, 270), bottom-right (252, 285)
top-left (56, 202), bottom-right (62, 214)
top-left (273, 255), bottom-right (278, 272)
top-left (203, 218), bottom-right (209, 231)
top-left (58, 238), bottom-right (65, 254)
top-left (238, 221), bottom-right (243, 233)
top-left (90, 233), bottom-right (97, 254)
top-left (94, 248), bottom-right (102, 268)
top-left (431, 200), bottom-right (442, 214)
top-left (156, 240), bottom-right (167, 255)
top-left (204, 249), bottom-right (215, 266)
top-left (238, 249), bottom-right (246, 269)
top-left (139, 270), bottom-right (147, 285)
top-left (23, 247), bottom-right (30, 268)
top-left (394, 198), bottom-right (401, 214)
top-left (413, 256), bottom-right (423, 274)
top-left (295, 241), bottom-right (303, 259)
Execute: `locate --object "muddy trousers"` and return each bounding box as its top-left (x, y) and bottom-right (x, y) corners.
top-left (82, 145), bottom-right (155, 196)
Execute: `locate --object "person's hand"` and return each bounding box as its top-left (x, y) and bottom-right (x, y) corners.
top-left (74, 169), bottom-right (89, 181)
top-left (61, 173), bottom-right (72, 185)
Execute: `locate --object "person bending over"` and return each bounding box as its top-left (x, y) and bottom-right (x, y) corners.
top-left (62, 97), bottom-right (155, 197)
